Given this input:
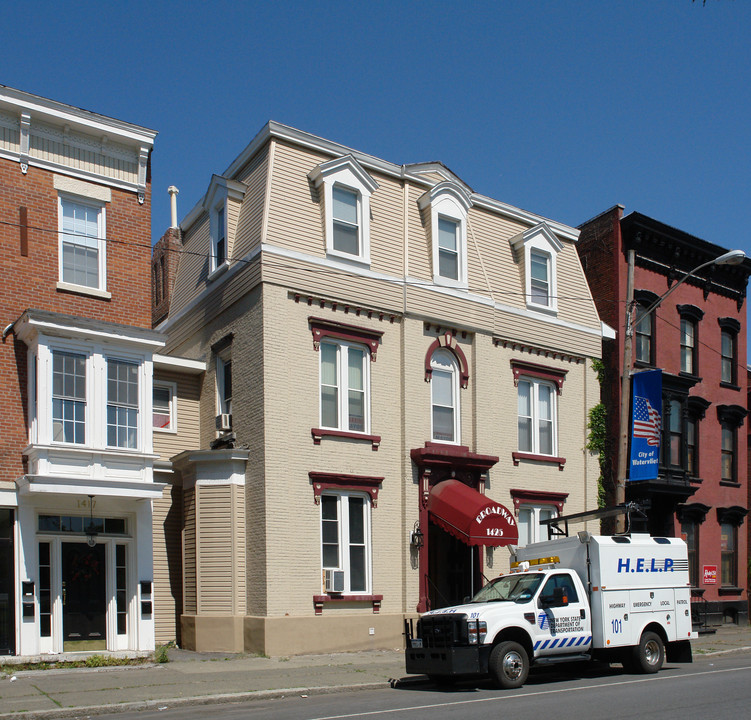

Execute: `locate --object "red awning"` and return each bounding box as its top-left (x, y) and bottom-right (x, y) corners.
top-left (427, 479), bottom-right (519, 547)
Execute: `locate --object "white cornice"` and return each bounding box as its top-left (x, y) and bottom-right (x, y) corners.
top-left (0, 84), bottom-right (157, 147)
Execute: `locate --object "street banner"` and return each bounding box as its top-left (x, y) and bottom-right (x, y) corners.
top-left (629, 369), bottom-right (662, 481)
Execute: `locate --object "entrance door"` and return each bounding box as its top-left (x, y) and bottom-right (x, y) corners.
top-left (428, 524), bottom-right (480, 609)
top-left (0, 510), bottom-right (14, 655)
top-left (62, 543), bottom-right (106, 651)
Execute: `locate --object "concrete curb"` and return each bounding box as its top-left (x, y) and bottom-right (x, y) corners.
top-left (0, 679), bottom-right (426, 720)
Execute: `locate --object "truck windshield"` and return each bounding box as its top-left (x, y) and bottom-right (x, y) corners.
top-left (471, 573), bottom-right (544, 603)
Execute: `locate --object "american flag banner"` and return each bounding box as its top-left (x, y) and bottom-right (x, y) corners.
top-left (630, 369), bottom-right (662, 481)
top-left (633, 396), bottom-right (661, 446)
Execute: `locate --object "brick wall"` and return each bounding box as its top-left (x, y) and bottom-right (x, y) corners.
top-left (0, 157), bottom-right (153, 482)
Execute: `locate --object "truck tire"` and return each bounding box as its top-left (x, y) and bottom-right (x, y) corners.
top-left (633, 631), bottom-right (664, 673)
top-left (489, 641), bottom-right (529, 689)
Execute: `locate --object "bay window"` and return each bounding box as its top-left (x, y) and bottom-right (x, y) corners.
top-left (52, 351), bottom-right (86, 444)
top-left (107, 359), bottom-right (139, 449)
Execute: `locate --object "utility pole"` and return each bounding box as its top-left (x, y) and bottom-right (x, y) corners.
top-left (616, 249), bottom-right (635, 534)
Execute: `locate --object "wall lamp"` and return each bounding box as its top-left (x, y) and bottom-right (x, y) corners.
top-left (410, 521), bottom-right (424, 549)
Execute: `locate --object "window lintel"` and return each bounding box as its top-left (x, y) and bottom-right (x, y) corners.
top-left (309, 471), bottom-right (383, 507)
top-left (676, 304), bottom-right (704, 322)
top-left (718, 316), bottom-right (741, 333)
top-left (716, 506), bottom-right (748, 526)
top-left (509, 489), bottom-right (568, 514)
top-left (510, 359), bottom-right (567, 394)
top-left (424, 333), bottom-right (469, 388)
top-left (309, 317), bottom-right (383, 360)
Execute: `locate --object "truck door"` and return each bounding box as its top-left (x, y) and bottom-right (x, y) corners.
top-left (533, 572), bottom-right (592, 656)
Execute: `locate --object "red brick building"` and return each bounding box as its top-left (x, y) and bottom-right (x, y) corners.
top-left (578, 206), bottom-right (751, 625)
top-left (0, 85), bottom-right (161, 655)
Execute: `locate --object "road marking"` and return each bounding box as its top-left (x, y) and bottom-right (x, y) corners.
top-left (307, 665), bottom-right (751, 720)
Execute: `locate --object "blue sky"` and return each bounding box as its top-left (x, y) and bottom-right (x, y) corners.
top-left (3, 1), bottom-right (749, 268)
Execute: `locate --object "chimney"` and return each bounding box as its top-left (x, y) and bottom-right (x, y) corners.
top-left (168, 185), bottom-right (179, 228)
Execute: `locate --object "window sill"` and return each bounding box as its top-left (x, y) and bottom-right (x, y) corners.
top-left (432, 275), bottom-right (468, 291)
top-left (153, 426), bottom-right (177, 435)
top-left (525, 301), bottom-right (558, 316)
top-left (56, 281), bottom-right (111, 300)
top-left (678, 372), bottom-right (702, 383)
top-left (311, 428), bottom-right (381, 450)
top-left (718, 586), bottom-right (743, 596)
top-left (326, 249), bottom-right (371, 267)
top-left (688, 475), bottom-right (703, 485)
top-left (719, 480), bottom-right (741, 488)
top-left (207, 262), bottom-right (229, 283)
top-left (313, 594), bottom-right (383, 615)
top-left (719, 381), bottom-right (741, 391)
top-left (512, 452), bottom-right (566, 470)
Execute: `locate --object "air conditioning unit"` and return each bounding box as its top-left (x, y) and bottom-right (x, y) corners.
top-left (216, 413), bottom-right (232, 431)
top-left (323, 569), bottom-right (344, 594)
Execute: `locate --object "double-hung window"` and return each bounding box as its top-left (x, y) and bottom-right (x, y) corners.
top-left (517, 378), bottom-right (555, 455)
top-left (680, 318), bottom-right (696, 374)
top-left (107, 359), bottom-right (139, 449)
top-left (321, 492), bottom-right (370, 594)
top-left (437, 217), bottom-right (460, 281)
top-left (52, 351), bottom-right (86, 444)
top-left (430, 349), bottom-right (459, 443)
top-left (634, 304), bottom-right (653, 364)
top-left (721, 330), bottom-right (735, 384)
top-left (517, 505), bottom-right (556, 546)
top-left (529, 250), bottom-right (551, 307)
top-left (320, 341), bottom-right (368, 433)
top-left (720, 522), bottom-right (737, 587)
top-left (214, 205), bottom-right (226, 267)
top-left (153, 382), bottom-right (176, 431)
top-left (59, 197), bottom-right (105, 290)
top-left (721, 423), bottom-right (735, 483)
top-left (332, 185), bottom-right (360, 256)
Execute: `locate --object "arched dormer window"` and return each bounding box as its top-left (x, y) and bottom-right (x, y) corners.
top-left (418, 182), bottom-right (472, 288)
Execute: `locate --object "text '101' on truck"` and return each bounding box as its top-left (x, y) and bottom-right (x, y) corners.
top-left (405, 529), bottom-right (696, 689)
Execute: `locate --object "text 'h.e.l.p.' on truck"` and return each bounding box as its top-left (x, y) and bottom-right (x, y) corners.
top-left (405, 507), bottom-right (696, 689)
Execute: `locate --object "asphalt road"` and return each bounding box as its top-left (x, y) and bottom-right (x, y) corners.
top-left (99, 653), bottom-right (751, 720)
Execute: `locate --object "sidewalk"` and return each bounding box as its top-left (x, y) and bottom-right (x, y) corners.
top-left (2, 626), bottom-right (751, 720)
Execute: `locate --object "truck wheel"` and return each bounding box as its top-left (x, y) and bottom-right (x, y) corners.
top-left (633, 631), bottom-right (664, 673)
top-left (489, 641), bottom-right (529, 689)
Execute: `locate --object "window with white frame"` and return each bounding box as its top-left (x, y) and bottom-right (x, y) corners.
top-left (107, 359), bottom-right (139, 449)
top-left (52, 351), bottom-right (87, 444)
top-left (529, 250), bottom-right (551, 306)
top-left (509, 223), bottom-right (562, 313)
top-left (309, 155), bottom-right (378, 265)
top-left (212, 203), bottom-right (227, 270)
top-left (321, 492), bottom-right (370, 594)
top-left (517, 505), bottom-right (557, 546)
top-left (216, 351), bottom-right (232, 417)
top-left (59, 196), bottom-right (106, 290)
top-left (418, 182), bottom-right (471, 288)
top-left (153, 381), bottom-right (176, 431)
top-left (431, 349), bottom-right (459, 443)
top-left (517, 378), bottom-right (556, 455)
top-left (320, 340), bottom-right (369, 433)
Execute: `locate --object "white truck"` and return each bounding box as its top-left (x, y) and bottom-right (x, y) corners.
top-left (405, 531), bottom-right (696, 688)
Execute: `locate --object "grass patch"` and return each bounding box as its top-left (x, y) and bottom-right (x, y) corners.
top-left (1, 656), bottom-right (151, 674)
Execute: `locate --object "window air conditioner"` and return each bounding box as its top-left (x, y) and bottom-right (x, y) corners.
top-left (323, 569), bottom-right (344, 594)
top-left (216, 413), bottom-right (232, 431)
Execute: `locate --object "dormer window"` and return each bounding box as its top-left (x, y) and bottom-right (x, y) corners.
top-left (418, 182), bottom-right (472, 288)
top-left (509, 223), bottom-right (563, 313)
top-left (214, 204), bottom-right (226, 267)
top-left (309, 155), bottom-right (378, 265)
top-left (204, 176), bottom-right (247, 280)
top-left (332, 185), bottom-right (360, 255)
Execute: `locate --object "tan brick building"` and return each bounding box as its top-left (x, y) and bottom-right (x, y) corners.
top-left (153, 124), bottom-right (612, 655)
